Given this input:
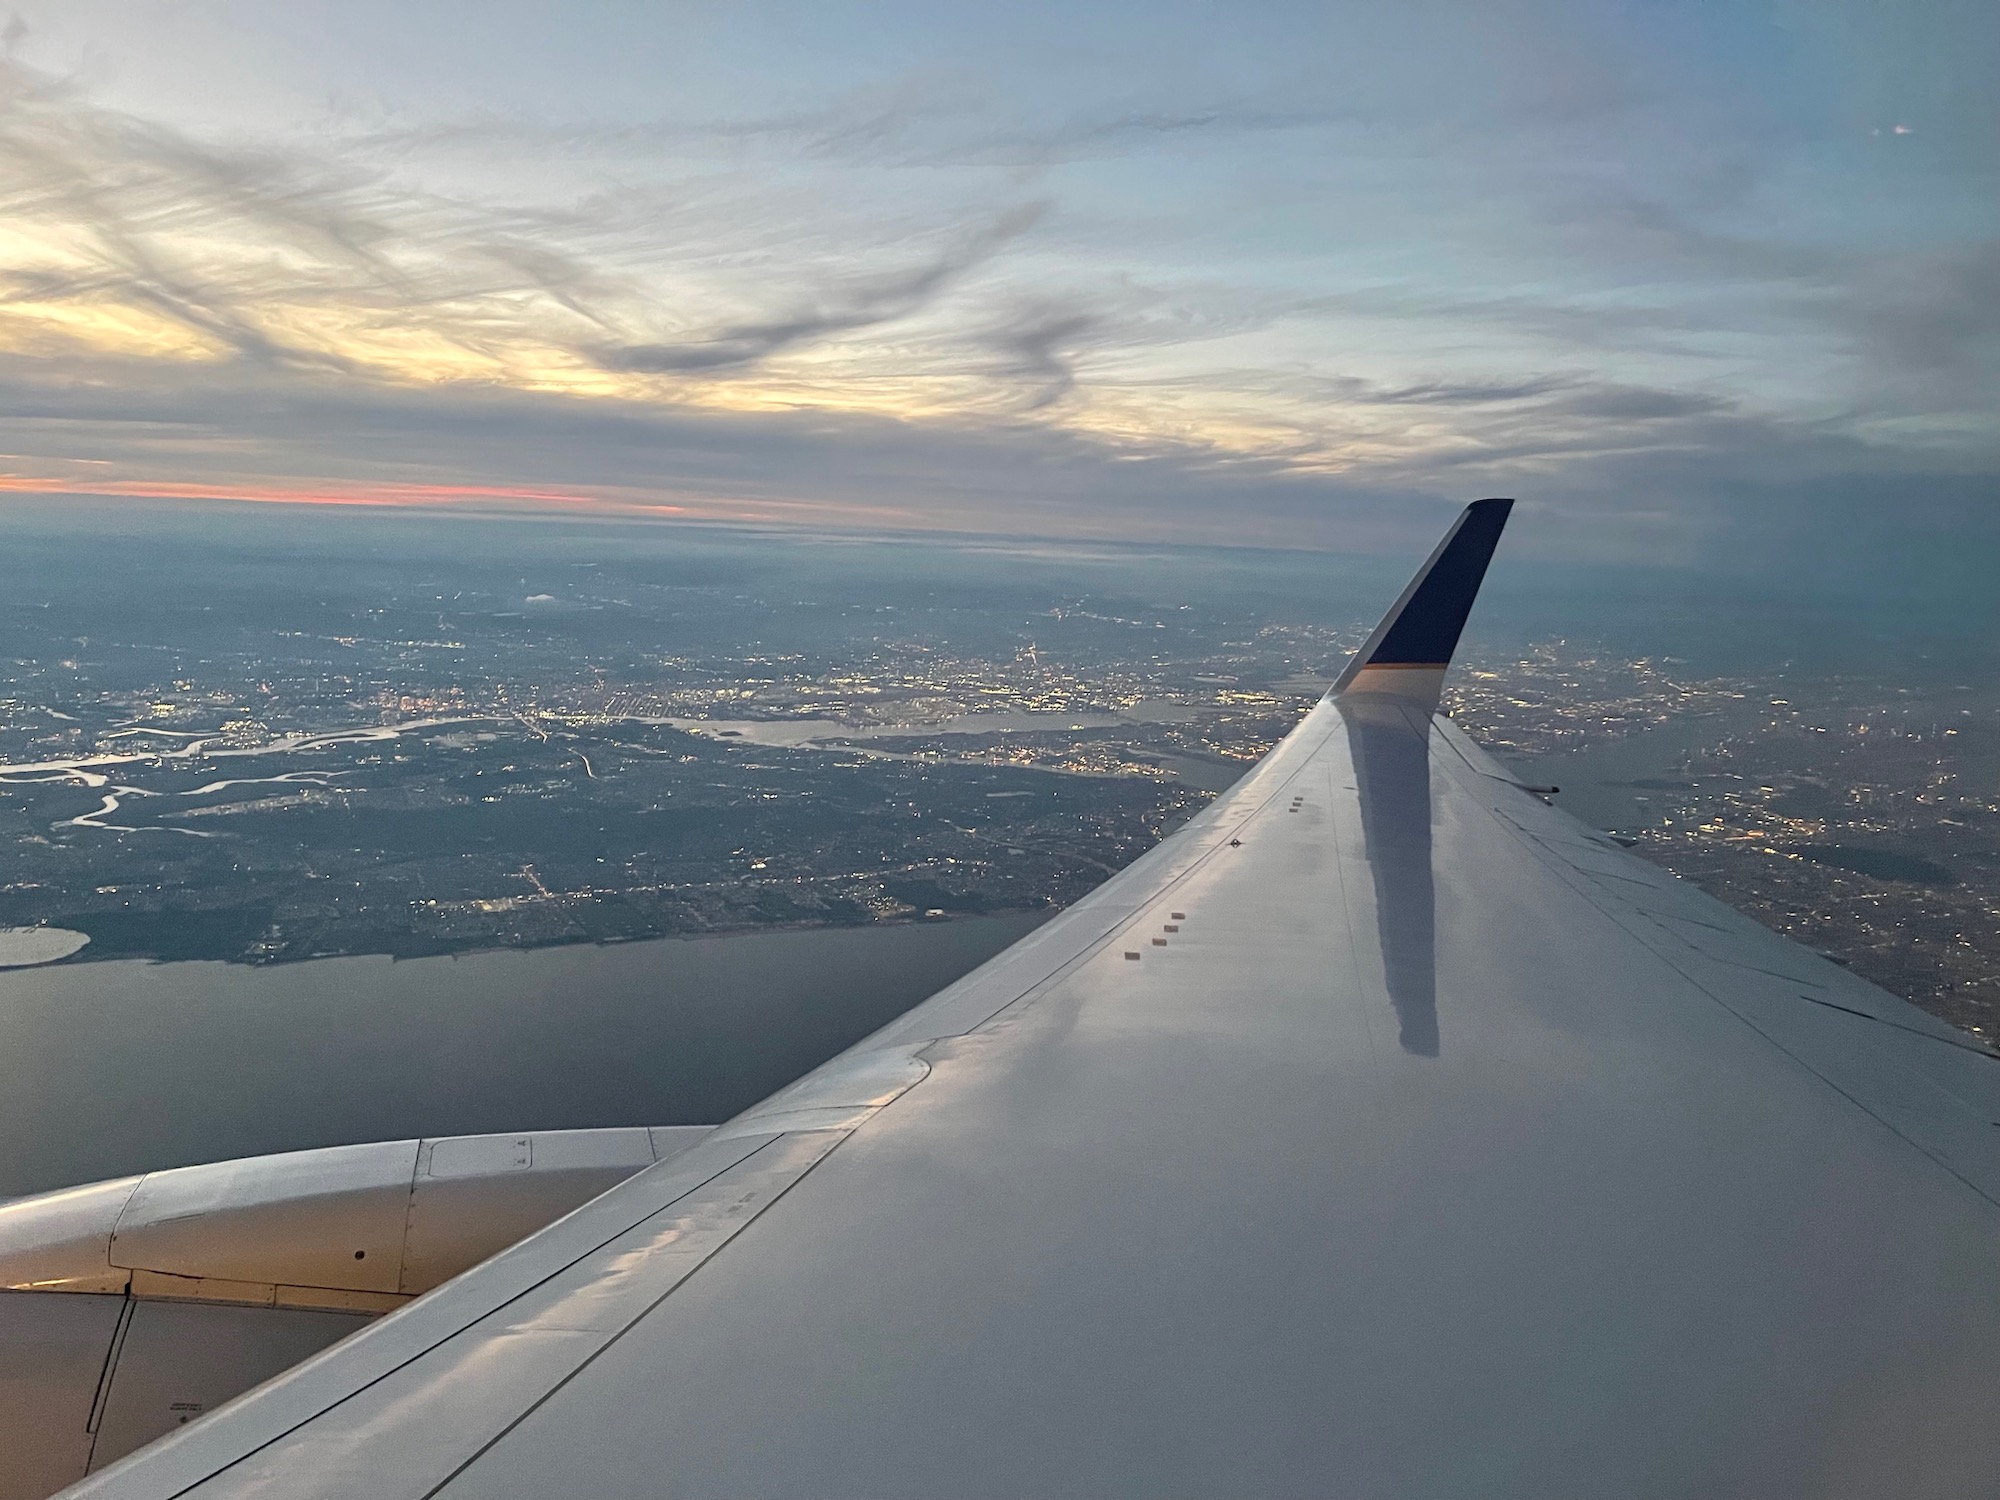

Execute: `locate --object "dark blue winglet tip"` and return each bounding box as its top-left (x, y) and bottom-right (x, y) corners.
top-left (1365, 498), bottom-right (1512, 668)
top-left (1331, 498), bottom-right (1515, 696)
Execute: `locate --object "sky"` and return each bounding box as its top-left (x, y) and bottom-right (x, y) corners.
top-left (0, 0), bottom-right (1994, 566)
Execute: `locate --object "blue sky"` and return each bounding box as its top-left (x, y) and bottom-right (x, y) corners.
top-left (0, 0), bottom-right (1993, 563)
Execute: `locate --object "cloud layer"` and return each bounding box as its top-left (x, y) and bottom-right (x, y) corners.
top-left (0, 1), bottom-right (1994, 567)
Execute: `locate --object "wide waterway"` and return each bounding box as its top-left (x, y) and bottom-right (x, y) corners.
top-left (0, 913), bottom-right (1044, 1199)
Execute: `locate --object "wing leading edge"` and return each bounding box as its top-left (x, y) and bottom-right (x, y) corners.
top-left (68, 501), bottom-right (2000, 1499)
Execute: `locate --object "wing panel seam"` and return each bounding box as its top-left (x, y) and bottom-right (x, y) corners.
top-left (1434, 744), bottom-right (2000, 1206)
top-left (417, 1129), bottom-right (851, 1500)
top-left (76, 1133), bottom-right (785, 1500)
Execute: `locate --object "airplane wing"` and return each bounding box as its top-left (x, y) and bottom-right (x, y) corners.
top-left (68, 499), bottom-right (2000, 1498)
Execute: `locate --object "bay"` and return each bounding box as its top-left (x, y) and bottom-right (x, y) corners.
top-left (0, 913), bottom-right (1044, 1198)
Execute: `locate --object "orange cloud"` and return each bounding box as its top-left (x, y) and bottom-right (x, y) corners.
top-left (0, 472), bottom-right (939, 533)
top-left (0, 474), bottom-right (641, 508)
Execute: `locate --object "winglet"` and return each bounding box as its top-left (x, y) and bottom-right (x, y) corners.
top-left (1329, 498), bottom-right (1513, 712)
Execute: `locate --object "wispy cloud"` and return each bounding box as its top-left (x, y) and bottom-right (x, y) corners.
top-left (982, 303), bottom-right (1102, 410)
top-left (0, 1), bottom-right (1993, 570)
top-left (348, 94), bottom-right (1359, 173)
top-left (592, 203), bottom-right (1046, 375)
top-left (0, 59), bottom-right (532, 370)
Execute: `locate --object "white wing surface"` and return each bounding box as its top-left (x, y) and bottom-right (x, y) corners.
top-left (68, 501), bottom-right (2000, 1498)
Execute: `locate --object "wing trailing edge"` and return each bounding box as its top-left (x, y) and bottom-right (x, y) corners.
top-left (1329, 497), bottom-right (1513, 712)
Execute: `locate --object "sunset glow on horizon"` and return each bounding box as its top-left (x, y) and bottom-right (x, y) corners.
top-left (0, 1), bottom-right (1993, 560)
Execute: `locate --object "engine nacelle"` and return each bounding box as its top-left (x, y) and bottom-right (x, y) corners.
top-left (0, 1125), bottom-right (711, 1498)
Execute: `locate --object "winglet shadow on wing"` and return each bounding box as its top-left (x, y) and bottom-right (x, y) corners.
top-left (1345, 711), bottom-right (1440, 1055)
top-left (1333, 499), bottom-right (1514, 1056)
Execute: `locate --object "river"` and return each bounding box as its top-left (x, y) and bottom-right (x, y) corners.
top-left (1502, 697), bottom-right (1770, 834)
top-left (0, 913), bottom-right (1044, 1199)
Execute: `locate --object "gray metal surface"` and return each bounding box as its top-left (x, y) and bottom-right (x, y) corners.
top-left (0, 1127), bottom-right (718, 1497)
top-left (0, 1291), bottom-right (123, 1500)
top-left (0, 1179), bottom-right (141, 1294)
top-left (88, 1303), bottom-right (370, 1476)
top-left (63, 692), bottom-right (2000, 1498)
top-left (402, 1127), bottom-right (658, 1296)
top-left (112, 1143), bottom-right (418, 1299)
top-left (0, 1127), bottom-right (712, 1310)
